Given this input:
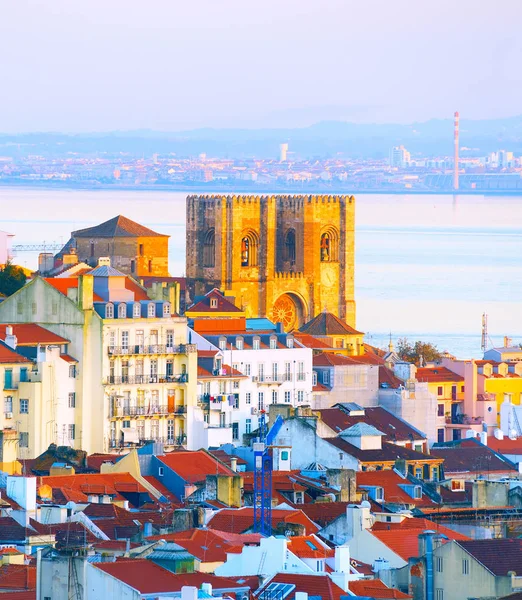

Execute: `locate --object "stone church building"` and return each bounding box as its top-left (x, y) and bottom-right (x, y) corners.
top-left (186, 194), bottom-right (356, 330)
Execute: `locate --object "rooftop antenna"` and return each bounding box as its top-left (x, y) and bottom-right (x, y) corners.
top-left (481, 313), bottom-right (488, 353)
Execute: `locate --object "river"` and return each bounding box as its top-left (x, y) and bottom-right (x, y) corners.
top-left (2, 188), bottom-right (521, 357)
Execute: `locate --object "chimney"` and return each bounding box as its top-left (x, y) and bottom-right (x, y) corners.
top-left (480, 431), bottom-right (488, 446)
top-left (143, 521), bottom-right (153, 538)
top-left (78, 274), bottom-right (94, 311)
top-left (181, 586), bottom-right (198, 600)
top-left (230, 457), bottom-right (237, 472)
top-left (200, 583), bottom-right (213, 596)
top-left (335, 545), bottom-right (350, 573)
top-left (4, 326), bottom-right (17, 350)
top-left (295, 593), bottom-right (308, 600)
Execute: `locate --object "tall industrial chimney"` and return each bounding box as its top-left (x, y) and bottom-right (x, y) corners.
top-left (454, 111), bottom-right (459, 190)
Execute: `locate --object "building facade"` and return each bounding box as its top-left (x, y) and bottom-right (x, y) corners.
top-left (186, 195), bottom-right (356, 330)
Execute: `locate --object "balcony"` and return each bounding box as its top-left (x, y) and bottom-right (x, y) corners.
top-left (109, 435), bottom-right (187, 449)
top-left (104, 374), bottom-right (188, 385)
top-left (252, 375), bottom-right (285, 385)
top-left (110, 404), bottom-right (187, 418)
top-left (108, 344), bottom-right (197, 356)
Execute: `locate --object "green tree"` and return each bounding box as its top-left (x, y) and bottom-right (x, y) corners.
top-left (396, 338), bottom-right (442, 366)
top-left (0, 261), bottom-right (27, 297)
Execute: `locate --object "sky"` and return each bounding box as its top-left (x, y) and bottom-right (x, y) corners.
top-left (1, 0), bottom-right (522, 132)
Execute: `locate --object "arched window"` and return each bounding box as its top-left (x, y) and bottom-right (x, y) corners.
top-left (203, 229), bottom-right (215, 268)
top-left (133, 302), bottom-right (141, 318)
top-left (320, 227), bottom-right (339, 262)
top-left (105, 303), bottom-right (114, 319)
top-left (241, 231), bottom-right (259, 267)
top-left (118, 303), bottom-right (127, 319)
top-left (284, 229), bottom-right (296, 263)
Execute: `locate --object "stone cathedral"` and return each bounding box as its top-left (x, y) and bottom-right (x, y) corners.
top-left (186, 194), bottom-right (356, 330)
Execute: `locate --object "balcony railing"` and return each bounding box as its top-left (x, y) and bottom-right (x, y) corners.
top-left (110, 404), bottom-right (187, 417)
top-left (252, 375), bottom-right (285, 384)
top-left (104, 374), bottom-right (188, 385)
top-left (108, 344), bottom-right (197, 356)
top-left (109, 435), bottom-right (187, 449)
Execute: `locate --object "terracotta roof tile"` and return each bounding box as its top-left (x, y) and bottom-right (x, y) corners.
top-left (431, 438), bottom-right (518, 475)
top-left (287, 535), bottom-right (334, 559)
top-left (325, 437), bottom-right (439, 464)
top-left (207, 507), bottom-right (320, 535)
top-left (258, 573), bottom-right (345, 600)
top-left (188, 289), bottom-right (242, 313)
top-left (299, 312), bottom-right (363, 336)
top-left (158, 450), bottom-right (236, 484)
top-left (72, 216), bottom-right (168, 238)
top-left (0, 342), bottom-right (31, 364)
top-left (458, 539), bottom-right (522, 576)
top-left (416, 367), bottom-right (464, 383)
top-left (0, 564), bottom-right (36, 590)
top-left (358, 471), bottom-right (436, 508)
top-left (298, 502), bottom-right (349, 527)
top-left (44, 278), bottom-right (104, 302)
top-left (0, 324), bottom-right (69, 346)
top-left (349, 579), bottom-right (412, 599)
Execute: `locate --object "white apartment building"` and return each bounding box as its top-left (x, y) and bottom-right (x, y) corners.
top-left (191, 327), bottom-right (314, 447)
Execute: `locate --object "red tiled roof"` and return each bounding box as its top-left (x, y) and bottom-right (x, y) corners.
top-left (431, 438), bottom-right (518, 475)
top-left (188, 289), bottom-right (242, 313)
top-left (147, 528), bottom-right (261, 562)
top-left (142, 476), bottom-right (180, 503)
top-left (0, 343), bottom-right (31, 364)
top-left (486, 436), bottom-right (522, 454)
top-left (314, 353), bottom-right (357, 367)
top-left (370, 525), bottom-right (469, 561)
top-left (207, 507), bottom-right (319, 535)
top-left (287, 535), bottom-right (334, 559)
top-left (0, 564), bottom-right (36, 590)
top-left (209, 450), bottom-right (247, 467)
top-left (458, 539), bottom-right (522, 576)
top-left (123, 278), bottom-right (149, 301)
top-left (258, 573), bottom-right (345, 600)
top-left (93, 540), bottom-right (141, 551)
top-left (44, 277), bottom-right (104, 302)
top-left (94, 560), bottom-right (248, 594)
top-left (344, 352), bottom-right (386, 365)
top-left (299, 312), bottom-right (363, 336)
top-left (313, 381), bottom-right (331, 392)
top-left (318, 406), bottom-right (425, 442)
top-left (86, 453), bottom-right (122, 472)
top-left (60, 354), bottom-right (78, 363)
top-left (416, 367), bottom-right (464, 383)
top-left (379, 365), bottom-right (404, 389)
top-left (358, 471), bottom-right (436, 508)
top-left (0, 592), bottom-right (36, 600)
top-left (158, 450), bottom-right (236, 484)
top-left (198, 350), bottom-right (219, 358)
top-left (325, 437), bottom-right (440, 464)
top-left (72, 216), bottom-right (168, 238)
top-left (349, 579), bottom-right (412, 599)
top-left (0, 324), bottom-right (69, 346)
top-left (294, 334), bottom-right (334, 350)
top-left (298, 502), bottom-right (349, 527)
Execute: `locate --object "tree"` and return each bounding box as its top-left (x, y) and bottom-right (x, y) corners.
top-left (0, 261), bottom-right (27, 297)
top-left (396, 337), bottom-right (443, 366)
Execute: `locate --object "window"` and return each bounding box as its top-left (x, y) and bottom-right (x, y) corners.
top-left (313, 372), bottom-right (317, 386)
top-left (133, 303), bottom-right (142, 319)
top-left (17, 302), bottom-right (22, 315)
top-left (245, 419), bottom-right (252, 434)
top-left (437, 404), bottom-right (444, 417)
top-left (284, 229), bottom-right (296, 263)
top-left (68, 393), bottom-right (76, 408)
top-left (163, 302), bottom-right (171, 317)
top-left (281, 450), bottom-right (289, 461)
top-left (284, 362), bottom-right (291, 382)
top-left (253, 337), bottom-right (260, 350)
top-left (69, 365), bottom-right (76, 378)
top-left (246, 392), bottom-right (251, 405)
top-left (258, 363), bottom-right (265, 382)
top-left (109, 331), bottom-right (116, 350)
top-left (167, 420), bottom-right (174, 443)
top-left (435, 590), bottom-right (443, 600)
top-left (258, 392), bottom-right (265, 411)
top-left (150, 360), bottom-right (158, 381)
top-left (4, 396), bottom-right (13, 413)
top-left (236, 338), bottom-right (243, 350)
top-left (130, 259), bottom-right (135, 273)
top-left (232, 422), bottom-right (239, 440)
top-left (286, 337), bottom-right (294, 349)
top-left (284, 391), bottom-right (291, 403)
top-left (316, 560), bottom-right (322, 572)
top-left (320, 228), bottom-right (339, 262)
top-left (158, 466), bottom-right (164, 477)
top-left (437, 386), bottom-right (443, 396)
top-left (244, 363), bottom-right (251, 376)
top-left (105, 303), bottom-right (114, 319)
top-left (272, 363), bottom-right (278, 380)
top-left (272, 390), bottom-right (278, 403)
top-left (68, 424), bottom-right (75, 440)
top-left (297, 391), bottom-right (304, 403)
top-left (166, 359), bottom-right (173, 377)
top-left (232, 394), bottom-right (239, 408)
top-left (20, 399), bottom-right (29, 414)
top-left (431, 467), bottom-right (439, 481)
top-left (461, 385), bottom-right (465, 393)
top-left (219, 337), bottom-right (227, 351)
top-left (323, 370), bottom-right (330, 385)
top-left (166, 330), bottom-right (174, 349)
top-left (415, 467), bottom-right (423, 479)
top-left (270, 336), bottom-right (277, 349)
top-left (148, 260), bottom-right (152, 273)
top-left (437, 428), bottom-right (445, 443)
top-left (121, 331), bottom-right (129, 349)
top-left (203, 229), bottom-right (216, 268)
top-left (241, 231), bottom-right (259, 267)
top-left (118, 303), bottom-right (126, 318)
top-left (90, 241), bottom-right (95, 257)
top-left (147, 303), bottom-right (155, 317)
top-left (19, 432), bottom-right (29, 448)
top-left (297, 362), bottom-right (305, 381)
top-left (233, 380), bottom-right (239, 389)
top-left (219, 380), bottom-right (226, 394)
top-left (462, 559), bottom-right (469, 575)
top-left (121, 360), bottom-right (129, 383)
top-left (436, 557), bottom-right (443, 573)
top-left (413, 486), bottom-right (422, 499)
top-left (19, 368), bottom-right (27, 383)
top-left (138, 243), bottom-right (144, 256)
top-left (210, 297), bottom-right (218, 309)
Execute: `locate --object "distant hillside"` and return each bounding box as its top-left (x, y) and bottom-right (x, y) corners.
top-left (2, 115), bottom-right (522, 159)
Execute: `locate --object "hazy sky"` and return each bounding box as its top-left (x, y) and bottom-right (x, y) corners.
top-left (1, 0), bottom-right (521, 132)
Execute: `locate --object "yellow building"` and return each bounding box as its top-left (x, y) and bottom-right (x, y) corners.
top-left (297, 311), bottom-right (364, 356)
top-left (478, 360), bottom-right (522, 409)
top-left (186, 195), bottom-right (356, 331)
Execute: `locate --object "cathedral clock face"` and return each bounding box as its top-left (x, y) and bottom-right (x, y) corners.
top-left (321, 265), bottom-right (335, 288)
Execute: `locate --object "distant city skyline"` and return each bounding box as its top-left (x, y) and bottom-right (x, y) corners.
top-left (1, 0), bottom-right (521, 132)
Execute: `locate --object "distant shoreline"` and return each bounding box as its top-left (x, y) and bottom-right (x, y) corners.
top-left (1, 181), bottom-right (522, 196)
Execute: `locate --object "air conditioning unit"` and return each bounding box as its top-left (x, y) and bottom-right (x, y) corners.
top-left (251, 407), bottom-right (258, 415)
top-left (5, 412), bottom-right (13, 419)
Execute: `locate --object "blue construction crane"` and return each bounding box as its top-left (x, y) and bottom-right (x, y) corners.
top-left (253, 412), bottom-right (284, 536)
